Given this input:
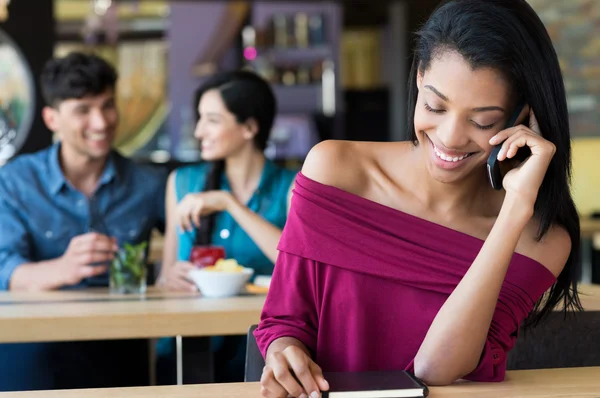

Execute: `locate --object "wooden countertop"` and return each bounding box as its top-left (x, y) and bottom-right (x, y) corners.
top-left (0, 288), bottom-right (266, 343)
top-left (579, 283), bottom-right (600, 311)
top-left (430, 367), bottom-right (600, 397)
top-left (0, 367), bottom-right (598, 397)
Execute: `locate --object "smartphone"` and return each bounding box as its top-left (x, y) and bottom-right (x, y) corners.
top-left (487, 101), bottom-right (527, 190)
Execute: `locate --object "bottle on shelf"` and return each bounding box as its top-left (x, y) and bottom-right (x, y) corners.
top-left (281, 66), bottom-right (297, 86)
top-left (267, 12), bottom-right (327, 49)
top-left (272, 13), bottom-right (290, 48)
top-left (294, 13), bottom-right (309, 48)
top-left (321, 58), bottom-right (336, 116)
top-left (297, 65), bottom-right (311, 85)
top-left (308, 14), bottom-right (326, 47)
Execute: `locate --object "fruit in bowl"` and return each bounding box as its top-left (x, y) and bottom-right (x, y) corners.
top-left (189, 245), bottom-right (225, 268)
top-left (188, 259), bottom-right (254, 298)
top-left (203, 258), bottom-right (245, 272)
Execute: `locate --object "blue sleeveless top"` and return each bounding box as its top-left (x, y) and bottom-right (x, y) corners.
top-left (174, 159), bottom-right (296, 277)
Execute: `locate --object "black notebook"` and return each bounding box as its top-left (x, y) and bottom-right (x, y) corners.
top-left (321, 370), bottom-right (429, 398)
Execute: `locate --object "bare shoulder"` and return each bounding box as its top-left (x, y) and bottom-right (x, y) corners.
top-left (301, 140), bottom-right (373, 196)
top-left (518, 219), bottom-right (572, 278)
top-left (167, 169), bottom-right (177, 193)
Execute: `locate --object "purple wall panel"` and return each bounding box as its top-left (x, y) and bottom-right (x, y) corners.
top-left (167, 1), bottom-right (228, 152)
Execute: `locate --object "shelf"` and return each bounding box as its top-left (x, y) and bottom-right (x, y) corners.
top-left (254, 46), bottom-right (332, 64)
top-left (272, 84), bottom-right (322, 113)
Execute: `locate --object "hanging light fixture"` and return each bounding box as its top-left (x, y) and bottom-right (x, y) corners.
top-left (94, 0), bottom-right (112, 15)
top-left (82, 0), bottom-right (119, 45)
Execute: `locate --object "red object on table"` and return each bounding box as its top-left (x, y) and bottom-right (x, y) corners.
top-left (190, 245), bottom-right (225, 268)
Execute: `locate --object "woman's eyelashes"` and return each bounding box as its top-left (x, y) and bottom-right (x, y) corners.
top-left (424, 102), bottom-right (445, 114)
top-left (423, 102), bottom-right (497, 130)
top-left (473, 121), bottom-right (496, 130)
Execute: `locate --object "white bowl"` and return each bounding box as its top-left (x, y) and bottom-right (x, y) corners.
top-left (188, 267), bottom-right (254, 298)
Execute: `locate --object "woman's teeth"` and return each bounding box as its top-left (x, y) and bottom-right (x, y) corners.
top-left (433, 144), bottom-right (471, 162)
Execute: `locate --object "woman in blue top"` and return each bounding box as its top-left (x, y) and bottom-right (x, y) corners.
top-left (159, 70), bottom-right (296, 290)
top-left (156, 70), bottom-right (297, 382)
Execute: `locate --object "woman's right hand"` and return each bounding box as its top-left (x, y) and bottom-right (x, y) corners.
top-left (176, 191), bottom-right (232, 232)
top-left (260, 346), bottom-right (329, 398)
top-left (156, 261), bottom-right (197, 292)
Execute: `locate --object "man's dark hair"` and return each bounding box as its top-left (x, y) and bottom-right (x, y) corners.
top-left (40, 52), bottom-right (118, 107)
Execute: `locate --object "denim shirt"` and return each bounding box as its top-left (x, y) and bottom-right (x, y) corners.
top-left (0, 143), bottom-right (167, 290)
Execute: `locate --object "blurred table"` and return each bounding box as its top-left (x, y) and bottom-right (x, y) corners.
top-left (0, 367), bottom-right (598, 397)
top-left (430, 367), bottom-right (600, 397)
top-left (579, 283), bottom-right (600, 311)
top-left (0, 288), bottom-right (265, 342)
top-left (0, 288), bottom-right (266, 384)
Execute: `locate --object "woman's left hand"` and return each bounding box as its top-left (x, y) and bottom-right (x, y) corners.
top-left (176, 190), bottom-right (234, 231)
top-left (489, 107), bottom-right (556, 206)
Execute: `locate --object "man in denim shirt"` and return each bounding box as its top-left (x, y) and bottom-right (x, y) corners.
top-left (0, 52), bottom-right (166, 390)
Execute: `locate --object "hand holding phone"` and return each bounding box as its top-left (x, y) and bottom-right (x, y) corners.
top-left (487, 101), bottom-right (527, 190)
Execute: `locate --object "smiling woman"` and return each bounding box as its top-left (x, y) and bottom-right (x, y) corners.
top-left (155, 70), bottom-right (297, 384)
top-left (254, 0), bottom-right (582, 396)
top-left (415, 52), bottom-right (518, 176)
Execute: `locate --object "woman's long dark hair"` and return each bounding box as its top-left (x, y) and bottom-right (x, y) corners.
top-left (193, 70), bottom-right (276, 246)
top-left (406, 0), bottom-right (582, 325)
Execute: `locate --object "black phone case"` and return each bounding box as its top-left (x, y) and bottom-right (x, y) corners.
top-left (487, 101), bottom-right (526, 190)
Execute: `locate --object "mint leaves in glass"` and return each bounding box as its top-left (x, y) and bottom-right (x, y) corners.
top-left (110, 241), bottom-right (148, 294)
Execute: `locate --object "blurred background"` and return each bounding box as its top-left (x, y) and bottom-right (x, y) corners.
top-left (0, 0), bottom-right (598, 214)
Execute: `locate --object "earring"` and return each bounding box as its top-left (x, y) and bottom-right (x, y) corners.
top-left (244, 125), bottom-right (256, 140)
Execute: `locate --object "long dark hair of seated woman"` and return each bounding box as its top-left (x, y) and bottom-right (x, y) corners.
top-left (192, 70), bottom-right (276, 247)
top-left (406, 0), bottom-right (582, 326)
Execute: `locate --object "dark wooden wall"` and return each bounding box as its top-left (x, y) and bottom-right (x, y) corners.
top-left (1, 0), bottom-right (55, 156)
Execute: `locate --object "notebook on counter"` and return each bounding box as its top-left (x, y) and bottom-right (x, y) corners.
top-left (321, 370), bottom-right (429, 398)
